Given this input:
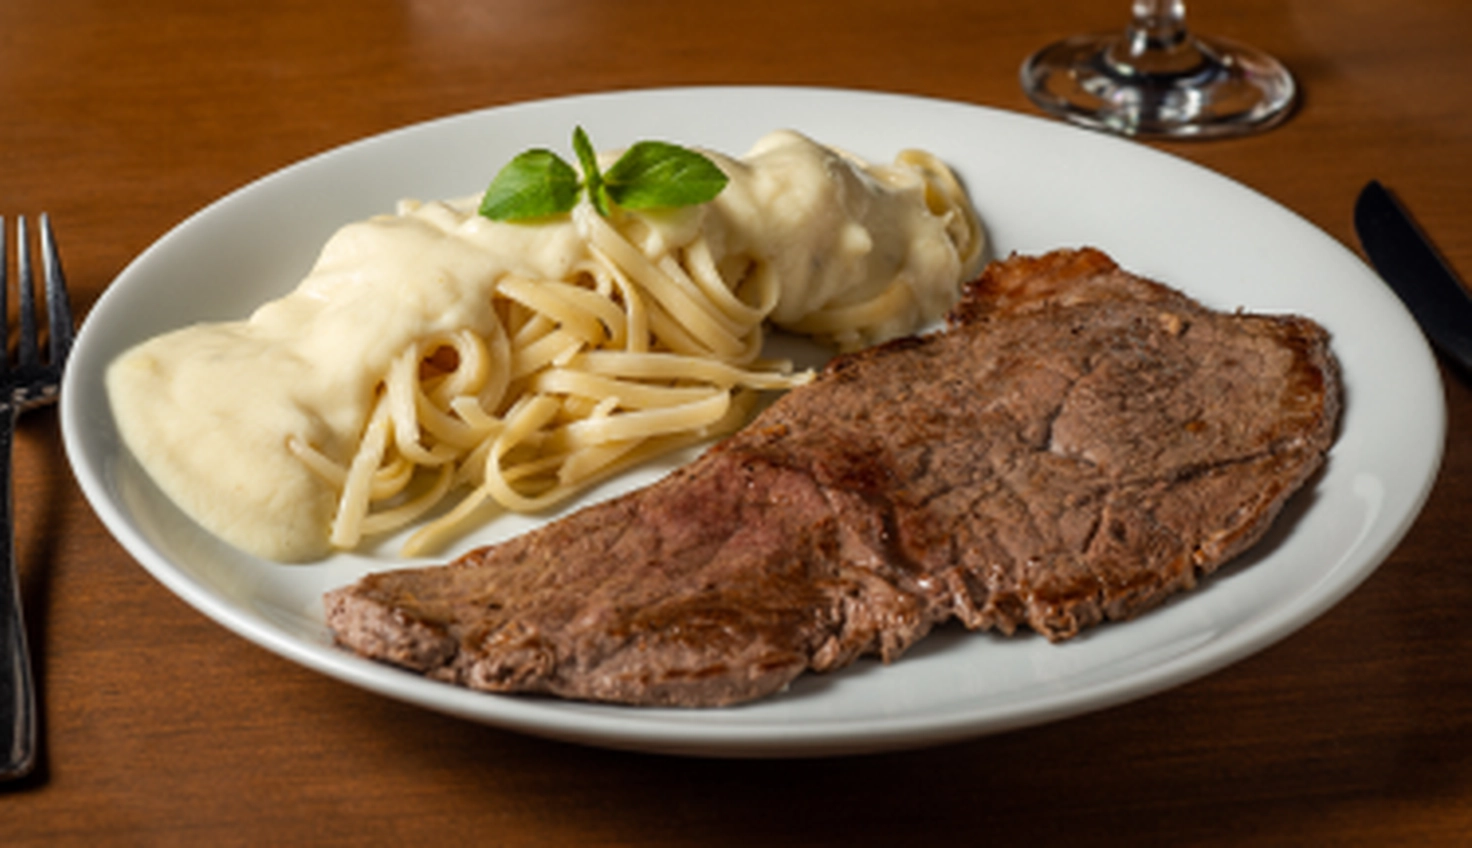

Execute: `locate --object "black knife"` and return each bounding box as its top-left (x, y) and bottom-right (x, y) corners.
top-left (1354, 179), bottom-right (1472, 373)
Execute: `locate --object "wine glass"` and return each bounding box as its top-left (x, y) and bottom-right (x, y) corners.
top-left (1020, 1), bottom-right (1296, 139)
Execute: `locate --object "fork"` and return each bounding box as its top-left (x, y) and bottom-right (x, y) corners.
top-left (0, 215), bottom-right (73, 780)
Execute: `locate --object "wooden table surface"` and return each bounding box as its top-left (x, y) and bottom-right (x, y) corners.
top-left (5, 0), bottom-right (1470, 843)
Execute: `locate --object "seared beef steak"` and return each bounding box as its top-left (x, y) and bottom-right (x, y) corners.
top-left (325, 247), bottom-right (1341, 707)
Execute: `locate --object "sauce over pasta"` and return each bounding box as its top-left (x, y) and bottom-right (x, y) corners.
top-left (106, 130), bottom-right (984, 561)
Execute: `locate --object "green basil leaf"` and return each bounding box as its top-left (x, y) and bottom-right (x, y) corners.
top-left (571, 126), bottom-right (608, 218)
top-left (479, 148), bottom-right (581, 221)
top-left (604, 141), bottom-right (729, 210)
top-left (479, 129), bottom-right (729, 223)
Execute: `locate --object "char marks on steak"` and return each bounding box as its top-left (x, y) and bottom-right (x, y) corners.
top-left (325, 247), bottom-right (1341, 707)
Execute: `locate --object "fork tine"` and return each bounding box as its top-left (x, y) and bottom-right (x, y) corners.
top-left (39, 214), bottom-right (74, 367)
top-left (15, 217), bottom-right (39, 375)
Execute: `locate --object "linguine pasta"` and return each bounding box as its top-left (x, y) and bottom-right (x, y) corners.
top-left (289, 208), bottom-right (797, 556)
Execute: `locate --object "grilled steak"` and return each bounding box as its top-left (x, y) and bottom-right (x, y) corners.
top-left (325, 247), bottom-right (1341, 707)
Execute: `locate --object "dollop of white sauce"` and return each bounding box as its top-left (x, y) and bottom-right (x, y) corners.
top-left (107, 131), bottom-right (982, 561)
top-left (705, 131), bottom-right (970, 339)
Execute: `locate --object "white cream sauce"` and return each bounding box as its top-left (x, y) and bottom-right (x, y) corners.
top-left (107, 131), bottom-right (982, 561)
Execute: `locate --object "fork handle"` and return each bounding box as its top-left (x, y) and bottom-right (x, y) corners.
top-left (0, 408), bottom-right (37, 779)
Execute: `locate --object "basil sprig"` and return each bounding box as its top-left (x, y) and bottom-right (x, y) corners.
top-left (479, 127), bottom-right (729, 222)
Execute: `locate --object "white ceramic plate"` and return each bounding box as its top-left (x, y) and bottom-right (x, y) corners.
top-left (61, 87), bottom-right (1444, 757)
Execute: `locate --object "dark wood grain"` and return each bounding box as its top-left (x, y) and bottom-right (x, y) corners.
top-left (4, 0), bottom-right (1471, 843)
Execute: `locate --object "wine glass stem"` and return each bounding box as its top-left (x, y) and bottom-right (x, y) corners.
top-left (1128, 0), bottom-right (1187, 51)
top-left (1115, 0), bottom-right (1205, 76)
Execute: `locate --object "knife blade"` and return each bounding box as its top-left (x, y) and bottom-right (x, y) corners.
top-left (1354, 179), bottom-right (1472, 373)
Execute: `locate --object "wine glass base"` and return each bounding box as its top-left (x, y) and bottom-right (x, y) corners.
top-left (1020, 32), bottom-right (1296, 139)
